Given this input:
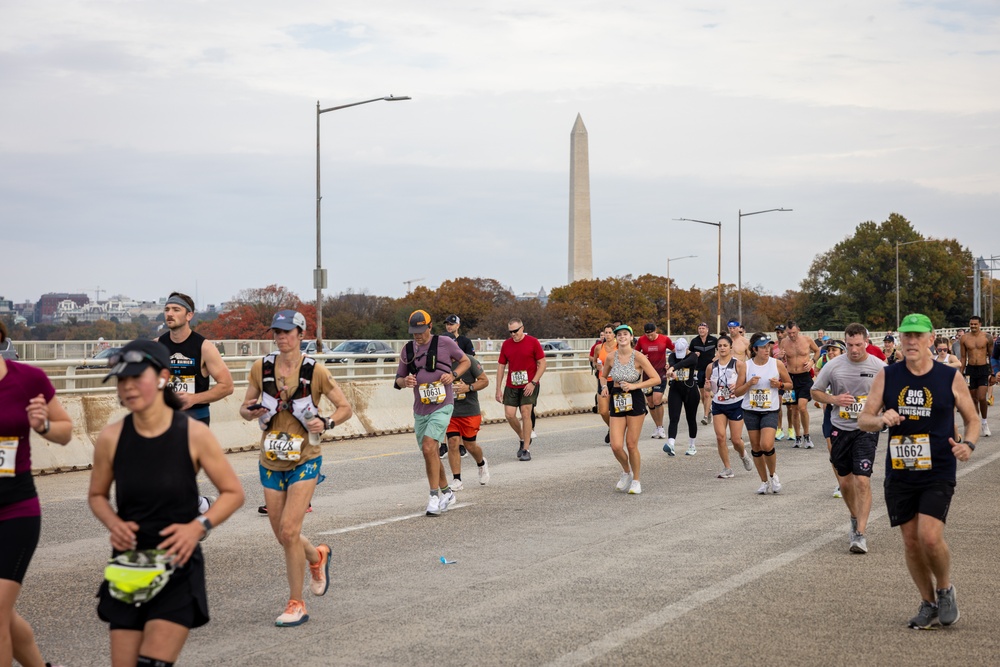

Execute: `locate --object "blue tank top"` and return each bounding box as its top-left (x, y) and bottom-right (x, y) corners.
top-left (882, 361), bottom-right (957, 482)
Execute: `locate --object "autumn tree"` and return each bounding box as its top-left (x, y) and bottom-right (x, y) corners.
top-left (197, 285), bottom-right (315, 339)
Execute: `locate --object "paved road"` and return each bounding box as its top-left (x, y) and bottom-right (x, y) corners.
top-left (20, 407), bottom-right (1000, 666)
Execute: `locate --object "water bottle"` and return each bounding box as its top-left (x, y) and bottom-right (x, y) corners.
top-left (302, 407), bottom-right (321, 445)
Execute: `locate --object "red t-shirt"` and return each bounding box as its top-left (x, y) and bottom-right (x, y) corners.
top-left (0, 361), bottom-right (56, 520)
top-left (866, 344), bottom-right (887, 361)
top-left (498, 335), bottom-right (545, 388)
top-left (634, 334), bottom-right (673, 378)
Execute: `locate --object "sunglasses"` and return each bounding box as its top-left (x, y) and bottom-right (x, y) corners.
top-left (509, 327), bottom-right (522, 335)
top-left (107, 350), bottom-right (165, 376)
top-left (936, 347), bottom-right (949, 352)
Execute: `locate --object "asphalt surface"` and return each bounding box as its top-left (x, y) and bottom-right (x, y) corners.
top-left (19, 405), bottom-right (1000, 666)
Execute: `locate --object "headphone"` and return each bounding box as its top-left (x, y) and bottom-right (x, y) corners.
top-left (158, 378), bottom-right (167, 389)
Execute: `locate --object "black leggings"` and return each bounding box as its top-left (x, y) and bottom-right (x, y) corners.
top-left (667, 384), bottom-right (700, 439)
top-left (0, 515), bottom-right (41, 584)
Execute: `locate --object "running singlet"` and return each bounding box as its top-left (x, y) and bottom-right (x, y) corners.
top-left (742, 357), bottom-right (779, 412)
top-left (158, 331), bottom-right (211, 419)
top-left (710, 359), bottom-right (741, 404)
top-left (882, 361), bottom-right (958, 483)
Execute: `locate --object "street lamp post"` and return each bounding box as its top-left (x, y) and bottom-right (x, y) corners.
top-left (895, 238), bottom-right (939, 326)
top-left (666, 255), bottom-right (696, 337)
top-left (316, 95), bottom-right (410, 349)
top-left (737, 208), bottom-right (792, 323)
top-left (675, 218), bottom-right (722, 333)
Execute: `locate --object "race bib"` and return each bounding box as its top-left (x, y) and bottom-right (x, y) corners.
top-left (263, 431), bottom-right (304, 462)
top-left (675, 368), bottom-right (690, 381)
top-left (642, 385), bottom-right (653, 395)
top-left (511, 370), bottom-right (529, 386)
top-left (715, 385), bottom-right (733, 402)
top-left (168, 375), bottom-right (196, 394)
top-left (613, 392), bottom-right (633, 414)
top-left (782, 389), bottom-right (797, 404)
top-left (839, 395), bottom-right (867, 420)
top-left (418, 381), bottom-right (447, 405)
top-left (889, 434), bottom-right (931, 471)
top-left (0, 436), bottom-right (17, 478)
top-left (456, 392), bottom-right (467, 401)
top-left (749, 389), bottom-right (772, 410)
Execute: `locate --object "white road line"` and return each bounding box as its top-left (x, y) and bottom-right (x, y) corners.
top-left (316, 502), bottom-right (473, 535)
top-left (545, 448), bottom-right (1000, 667)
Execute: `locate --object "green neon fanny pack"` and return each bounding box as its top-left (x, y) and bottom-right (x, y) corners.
top-left (104, 550), bottom-right (175, 606)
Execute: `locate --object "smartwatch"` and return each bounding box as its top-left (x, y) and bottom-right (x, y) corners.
top-left (196, 515), bottom-right (213, 540)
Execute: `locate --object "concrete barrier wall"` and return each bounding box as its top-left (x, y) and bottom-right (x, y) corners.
top-left (30, 372), bottom-right (597, 473)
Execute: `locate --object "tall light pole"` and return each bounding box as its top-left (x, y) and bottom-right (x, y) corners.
top-left (738, 208), bottom-right (792, 323)
top-left (666, 255), bottom-right (696, 337)
top-left (316, 95), bottom-right (410, 349)
top-left (675, 218), bottom-right (722, 333)
top-left (894, 238), bottom-right (940, 327)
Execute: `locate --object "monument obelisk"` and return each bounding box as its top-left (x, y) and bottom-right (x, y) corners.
top-left (568, 114), bottom-right (593, 283)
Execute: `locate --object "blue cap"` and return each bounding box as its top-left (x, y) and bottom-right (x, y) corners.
top-left (727, 320), bottom-right (740, 328)
top-left (271, 309), bottom-right (307, 331)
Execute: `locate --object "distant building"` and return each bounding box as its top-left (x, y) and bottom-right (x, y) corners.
top-left (516, 287), bottom-right (549, 306)
top-left (35, 293), bottom-right (89, 322)
top-left (52, 299), bottom-right (132, 324)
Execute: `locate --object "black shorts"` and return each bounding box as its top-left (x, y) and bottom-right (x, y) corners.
top-left (884, 478), bottom-right (956, 527)
top-left (789, 372), bottom-right (814, 401)
top-left (822, 405), bottom-right (834, 439)
top-left (966, 364), bottom-right (992, 389)
top-left (829, 429), bottom-right (878, 477)
top-left (609, 388), bottom-right (648, 418)
top-left (0, 515), bottom-right (41, 584)
top-left (97, 549), bottom-right (209, 630)
top-left (743, 409), bottom-right (779, 431)
top-left (696, 368), bottom-right (708, 389)
top-left (503, 385), bottom-right (539, 408)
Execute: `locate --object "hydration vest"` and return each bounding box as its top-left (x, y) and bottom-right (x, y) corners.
top-left (257, 354), bottom-right (320, 431)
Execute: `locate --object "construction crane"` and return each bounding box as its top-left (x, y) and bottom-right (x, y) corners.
top-left (403, 278), bottom-right (425, 293)
top-left (78, 286), bottom-right (106, 302)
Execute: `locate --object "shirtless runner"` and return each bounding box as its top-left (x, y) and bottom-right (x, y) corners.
top-left (728, 320), bottom-right (750, 362)
top-left (960, 314), bottom-right (994, 437)
top-left (778, 320), bottom-right (821, 447)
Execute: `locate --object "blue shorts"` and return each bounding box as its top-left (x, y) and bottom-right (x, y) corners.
top-left (712, 401), bottom-right (744, 421)
top-left (259, 456), bottom-right (325, 491)
top-left (415, 405), bottom-right (454, 447)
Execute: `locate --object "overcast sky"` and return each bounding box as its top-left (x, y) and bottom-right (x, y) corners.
top-left (2, 1), bottom-right (998, 310)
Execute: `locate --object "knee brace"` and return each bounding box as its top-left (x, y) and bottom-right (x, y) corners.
top-left (138, 657), bottom-right (174, 667)
top-left (763, 448), bottom-right (776, 457)
top-left (751, 450), bottom-right (764, 458)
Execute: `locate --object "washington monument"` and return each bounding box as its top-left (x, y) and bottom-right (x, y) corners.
top-left (568, 114), bottom-right (592, 282)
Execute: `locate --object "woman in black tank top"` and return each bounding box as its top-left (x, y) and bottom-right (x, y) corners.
top-left (89, 340), bottom-right (244, 666)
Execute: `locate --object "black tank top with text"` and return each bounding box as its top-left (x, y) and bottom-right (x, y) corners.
top-left (883, 361), bottom-right (957, 483)
top-left (158, 331), bottom-right (210, 410)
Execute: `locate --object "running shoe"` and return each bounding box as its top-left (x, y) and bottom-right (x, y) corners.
top-left (478, 459), bottom-right (490, 485)
top-left (770, 474), bottom-right (782, 494)
top-left (775, 428), bottom-right (786, 441)
top-left (198, 495), bottom-right (215, 514)
top-left (741, 450), bottom-right (753, 471)
top-left (908, 600), bottom-right (939, 630)
top-left (258, 504), bottom-right (312, 515)
top-left (426, 495), bottom-right (442, 517)
top-left (663, 439), bottom-right (676, 456)
top-left (604, 430), bottom-right (610, 444)
top-left (654, 426), bottom-right (667, 439)
top-left (983, 422), bottom-right (992, 437)
top-left (701, 415), bottom-right (710, 425)
top-left (439, 442), bottom-right (448, 458)
top-left (519, 449), bottom-right (532, 462)
top-left (833, 487), bottom-right (842, 498)
top-left (937, 586), bottom-right (959, 626)
top-left (685, 444), bottom-right (697, 456)
top-left (627, 480), bottom-right (642, 495)
top-left (849, 533), bottom-right (868, 554)
top-left (989, 393), bottom-right (995, 406)
top-left (439, 489), bottom-right (456, 512)
top-left (757, 480), bottom-right (771, 495)
top-left (275, 599), bottom-right (309, 627)
top-left (460, 445), bottom-right (468, 457)
top-left (717, 468), bottom-right (735, 479)
top-left (309, 544), bottom-right (331, 596)
top-left (793, 437), bottom-right (802, 449)
top-left (450, 479), bottom-right (465, 491)
top-left (616, 471), bottom-right (633, 491)
top-left (788, 428), bottom-right (796, 439)
top-left (803, 435), bottom-right (814, 449)
top-left (531, 430), bottom-right (538, 439)
top-left (517, 441), bottom-right (525, 459)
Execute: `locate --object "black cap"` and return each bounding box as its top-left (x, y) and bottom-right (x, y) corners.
top-left (774, 324), bottom-right (786, 331)
top-left (103, 339), bottom-right (170, 383)
top-left (883, 335), bottom-right (895, 342)
top-left (444, 314), bottom-right (460, 325)
top-left (644, 322), bottom-right (656, 333)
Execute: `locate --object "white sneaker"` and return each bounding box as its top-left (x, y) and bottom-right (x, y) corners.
top-left (833, 487), bottom-right (842, 498)
top-left (478, 459), bottom-right (490, 485)
top-left (449, 479), bottom-right (464, 491)
top-left (770, 474), bottom-right (782, 494)
top-left (439, 490), bottom-right (455, 512)
top-left (741, 450), bottom-right (753, 471)
top-left (426, 495), bottom-right (441, 516)
top-left (652, 426), bottom-right (666, 439)
top-left (757, 480), bottom-right (771, 495)
top-left (685, 444), bottom-right (697, 456)
top-left (628, 480), bottom-right (642, 494)
top-left (983, 422), bottom-right (992, 437)
top-left (717, 468), bottom-right (735, 479)
top-left (531, 430), bottom-right (538, 439)
top-left (616, 471), bottom-right (633, 492)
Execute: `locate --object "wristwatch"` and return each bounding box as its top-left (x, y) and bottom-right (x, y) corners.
top-left (196, 515), bottom-right (213, 540)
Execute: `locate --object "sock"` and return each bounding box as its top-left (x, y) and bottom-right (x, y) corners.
top-left (453, 474), bottom-right (462, 482)
top-left (137, 658), bottom-right (174, 667)
top-left (440, 485), bottom-right (451, 493)
top-left (477, 459), bottom-right (485, 467)
top-left (430, 489), bottom-right (439, 497)
top-left (689, 438), bottom-right (696, 446)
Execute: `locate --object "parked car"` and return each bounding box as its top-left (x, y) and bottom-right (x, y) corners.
top-left (325, 340), bottom-right (396, 364)
top-left (541, 340), bottom-right (575, 358)
top-left (78, 346), bottom-right (122, 369)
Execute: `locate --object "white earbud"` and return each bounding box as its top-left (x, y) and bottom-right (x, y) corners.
top-left (158, 378), bottom-right (167, 389)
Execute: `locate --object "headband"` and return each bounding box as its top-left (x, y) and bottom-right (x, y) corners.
top-left (165, 295), bottom-right (192, 312)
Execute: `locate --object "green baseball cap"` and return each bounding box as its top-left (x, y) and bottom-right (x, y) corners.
top-left (897, 313), bottom-right (933, 333)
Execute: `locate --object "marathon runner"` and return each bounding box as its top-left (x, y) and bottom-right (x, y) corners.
top-left (739, 334), bottom-right (791, 491)
top-left (704, 335), bottom-right (746, 461)
top-left (690, 322), bottom-right (718, 426)
top-left (444, 353), bottom-right (490, 489)
top-left (778, 320), bottom-right (821, 448)
top-left (634, 322), bottom-right (673, 439)
top-left (959, 315), bottom-right (993, 437)
top-left (663, 338), bottom-right (700, 456)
